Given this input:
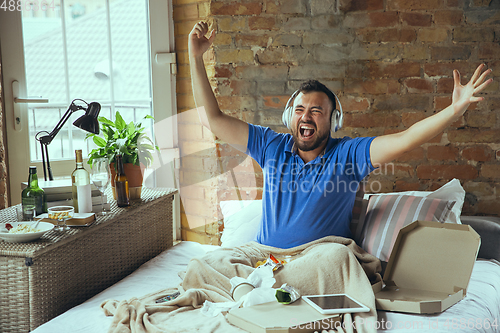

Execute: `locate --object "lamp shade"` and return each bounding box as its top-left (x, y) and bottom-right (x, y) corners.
top-left (73, 102), bottom-right (101, 134)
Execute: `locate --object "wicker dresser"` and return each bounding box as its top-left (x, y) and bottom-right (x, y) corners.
top-left (0, 188), bottom-right (176, 332)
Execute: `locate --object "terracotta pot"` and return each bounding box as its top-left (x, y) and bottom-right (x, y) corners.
top-left (109, 163), bottom-right (145, 199)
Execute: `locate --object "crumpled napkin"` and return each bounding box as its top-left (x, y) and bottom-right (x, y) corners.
top-left (201, 265), bottom-right (277, 317)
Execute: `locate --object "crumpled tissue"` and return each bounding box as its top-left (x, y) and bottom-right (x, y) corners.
top-left (201, 265), bottom-right (277, 317)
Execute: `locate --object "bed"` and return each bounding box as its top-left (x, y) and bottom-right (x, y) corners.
top-left (31, 180), bottom-right (500, 333)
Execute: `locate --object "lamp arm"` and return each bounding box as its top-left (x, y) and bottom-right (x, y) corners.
top-left (38, 100), bottom-right (86, 145)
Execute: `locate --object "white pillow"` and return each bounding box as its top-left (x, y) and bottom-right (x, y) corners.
top-left (220, 200), bottom-right (262, 248)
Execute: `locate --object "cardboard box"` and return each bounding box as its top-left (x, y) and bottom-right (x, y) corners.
top-left (226, 299), bottom-right (341, 333)
top-left (374, 220), bottom-right (480, 314)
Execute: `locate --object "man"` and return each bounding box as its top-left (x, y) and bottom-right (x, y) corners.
top-left (189, 21), bottom-right (493, 249)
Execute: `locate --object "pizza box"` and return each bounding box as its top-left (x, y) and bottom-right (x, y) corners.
top-left (373, 220), bottom-right (480, 314)
top-left (226, 299), bottom-right (341, 333)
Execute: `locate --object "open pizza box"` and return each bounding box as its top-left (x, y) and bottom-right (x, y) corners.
top-left (372, 220), bottom-right (481, 314)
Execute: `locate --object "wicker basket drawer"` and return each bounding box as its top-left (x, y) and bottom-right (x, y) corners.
top-left (0, 188), bottom-right (176, 332)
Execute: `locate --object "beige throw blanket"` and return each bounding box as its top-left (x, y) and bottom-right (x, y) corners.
top-left (101, 236), bottom-right (382, 333)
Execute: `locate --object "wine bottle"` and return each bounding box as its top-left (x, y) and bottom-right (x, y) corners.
top-left (115, 154), bottom-right (130, 207)
top-left (21, 166), bottom-right (47, 219)
top-left (71, 149), bottom-right (92, 213)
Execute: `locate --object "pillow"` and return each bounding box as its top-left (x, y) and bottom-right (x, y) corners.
top-left (353, 178), bottom-right (465, 244)
top-left (360, 194), bottom-right (456, 261)
top-left (220, 200), bottom-right (262, 248)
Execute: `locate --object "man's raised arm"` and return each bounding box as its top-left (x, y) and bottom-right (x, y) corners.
top-left (189, 21), bottom-right (249, 152)
top-left (370, 64), bottom-right (493, 167)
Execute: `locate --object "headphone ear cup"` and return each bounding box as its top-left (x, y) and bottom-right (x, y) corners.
top-left (337, 109), bottom-right (343, 131)
top-left (331, 109), bottom-right (342, 132)
top-left (282, 105), bottom-right (291, 129)
top-left (282, 90), bottom-right (299, 130)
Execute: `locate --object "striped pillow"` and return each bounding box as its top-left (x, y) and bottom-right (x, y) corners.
top-left (360, 194), bottom-right (456, 261)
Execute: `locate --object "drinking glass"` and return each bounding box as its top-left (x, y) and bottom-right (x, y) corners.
top-left (48, 206), bottom-right (74, 231)
top-left (91, 157), bottom-right (111, 216)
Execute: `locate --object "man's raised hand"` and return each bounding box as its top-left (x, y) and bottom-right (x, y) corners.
top-left (452, 64), bottom-right (493, 116)
top-left (188, 21), bottom-right (215, 59)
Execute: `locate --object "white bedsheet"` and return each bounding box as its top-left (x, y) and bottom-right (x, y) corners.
top-left (32, 242), bottom-right (500, 333)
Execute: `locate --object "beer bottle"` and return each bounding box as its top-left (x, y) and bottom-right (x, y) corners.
top-left (115, 155), bottom-right (130, 207)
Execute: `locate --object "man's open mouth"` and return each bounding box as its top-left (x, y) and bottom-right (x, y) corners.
top-left (299, 124), bottom-right (316, 139)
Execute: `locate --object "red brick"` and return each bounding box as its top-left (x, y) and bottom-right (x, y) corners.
top-left (427, 145), bottom-right (459, 161)
top-left (249, 16), bottom-right (276, 30)
top-left (388, 0), bottom-right (444, 10)
top-left (416, 164), bottom-right (478, 180)
top-left (431, 46), bottom-right (472, 61)
top-left (462, 145), bottom-right (493, 162)
top-left (434, 10), bottom-right (463, 25)
top-left (357, 28), bottom-right (416, 43)
top-left (437, 78), bottom-right (453, 93)
top-left (404, 78), bottom-right (433, 93)
top-left (424, 62), bottom-right (470, 77)
top-left (453, 27), bottom-right (494, 42)
top-left (434, 96), bottom-right (451, 110)
top-left (210, 2), bottom-right (262, 15)
top-left (345, 79), bottom-right (400, 95)
top-left (448, 129), bottom-right (500, 143)
top-left (344, 12), bottom-right (398, 28)
top-left (393, 165), bottom-right (416, 178)
top-left (218, 96), bottom-right (256, 111)
top-left (418, 28), bottom-right (449, 43)
top-left (214, 65), bottom-right (233, 78)
top-left (396, 147), bottom-right (425, 162)
top-left (263, 95), bottom-right (289, 108)
top-left (368, 12), bottom-right (399, 27)
top-left (401, 12), bottom-right (432, 26)
top-left (344, 113), bottom-right (401, 128)
top-left (395, 180), bottom-right (421, 191)
top-left (477, 200), bottom-right (500, 217)
top-left (402, 112), bottom-right (426, 127)
top-left (367, 62), bottom-right (421, 78)
top-left (479, 43), bottom-right (500, 60)
top-left (373, 94), bottom-right (431, 111)
top-left (466, 112), bottom-right (496, 128)
top-left (339, 0), bottom-right (384, 12)
top-left (481, 164), bottom-right (500, 179)
top-left (341, 96), bottom-right (371, 112)
top-left (230, 80), bottom-right (256, 95)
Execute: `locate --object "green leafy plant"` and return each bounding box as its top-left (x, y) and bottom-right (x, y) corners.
top-left (85, 111), bottom-right (159, 168)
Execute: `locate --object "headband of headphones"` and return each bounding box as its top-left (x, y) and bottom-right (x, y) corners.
top-left (281, 89), bottom-right (344, 133)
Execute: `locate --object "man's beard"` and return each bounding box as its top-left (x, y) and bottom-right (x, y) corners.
top-left (291, 125), bottom-right (330, 152)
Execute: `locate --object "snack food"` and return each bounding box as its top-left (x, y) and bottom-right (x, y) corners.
top-left (9, 224), bottom-right (41, 234)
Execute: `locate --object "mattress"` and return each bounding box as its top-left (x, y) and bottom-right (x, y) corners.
top-left (32, 241), bottom-right (500, 333)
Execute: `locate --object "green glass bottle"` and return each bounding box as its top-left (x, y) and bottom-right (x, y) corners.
top-left (21, 166), bottom-right (47, 219)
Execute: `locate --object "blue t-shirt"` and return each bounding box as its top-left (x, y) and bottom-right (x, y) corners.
top-left (246, 124), bottom-right (376, 249)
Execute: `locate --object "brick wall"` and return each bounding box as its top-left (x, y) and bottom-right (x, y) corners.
top-left (0, 57), bottom-right (9, 209)
top-left (174, 0), bottom-right (500, 243)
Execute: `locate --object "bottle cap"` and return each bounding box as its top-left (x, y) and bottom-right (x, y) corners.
top-left (29, 166), bottom-right (37, 174)
top-left (75, 149), bottom-right (83, 163)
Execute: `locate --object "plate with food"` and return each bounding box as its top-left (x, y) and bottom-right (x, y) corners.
top-left (0, 221), bottom-right (54, 243)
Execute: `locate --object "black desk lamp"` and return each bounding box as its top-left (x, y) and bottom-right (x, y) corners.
top-left (35, 99), bottom-right (101, 181)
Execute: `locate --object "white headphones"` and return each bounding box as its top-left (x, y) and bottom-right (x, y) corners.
top-left (281, 89), bottom-right (344, 133)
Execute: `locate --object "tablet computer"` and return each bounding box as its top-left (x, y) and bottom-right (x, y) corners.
top-left (302, 294), bottom-right (370, 315)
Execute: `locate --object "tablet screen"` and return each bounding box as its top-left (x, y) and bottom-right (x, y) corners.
top-left (307, 295), bottom-right (363, 310)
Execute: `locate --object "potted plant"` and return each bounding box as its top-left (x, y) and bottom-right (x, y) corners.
top-left (86, 111), bottom-right (158, 198)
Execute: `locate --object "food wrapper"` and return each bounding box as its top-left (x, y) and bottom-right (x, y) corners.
top-left (255, 253), bottom-right (289, 271)
top-left (275, 283), bottom-right (301, 304)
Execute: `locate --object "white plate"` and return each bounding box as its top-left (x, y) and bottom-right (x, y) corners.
top-left (0, 222), bottom-right (54, 243)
